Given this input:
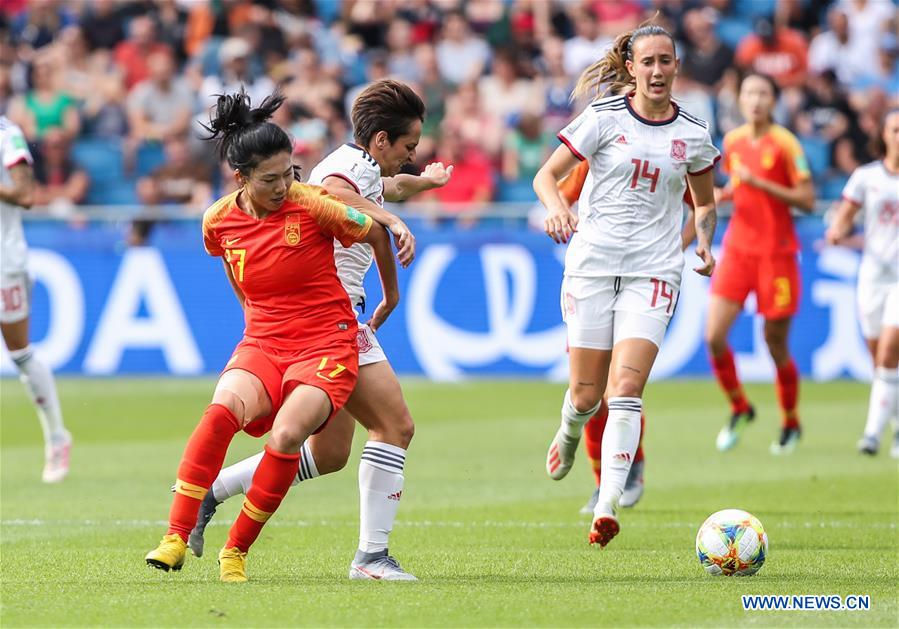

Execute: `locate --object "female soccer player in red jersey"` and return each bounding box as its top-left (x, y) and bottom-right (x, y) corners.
top-left (145, 90), bottom-right (392, 582)
top-left (707, 73), bottom-right (815, 455)
top-left (535, 23), bottom-right (719, 547)
top-left (186, 80), bottom-right (453, 581)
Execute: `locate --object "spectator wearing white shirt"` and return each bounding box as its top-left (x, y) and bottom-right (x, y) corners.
top-left (562, 8), bottom-right (612, 76)
top-left (199, 37), bottom-right (275, 112)
top-left (435, 11), bottom-right (490, 85)
top-left (808, 7), bottom-right (855, 85)
top-left (840, 0), bottom-right (897, 82)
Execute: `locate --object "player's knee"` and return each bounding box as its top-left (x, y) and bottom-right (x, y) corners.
top-left (210, 389), bottom-right (246, 422)
top-left (875, 334), bottom-right (899, 368)
top-left (394, 410), bottom-right (415, 448)
top-left (270, 423), bottom-right (305, 452)
top-left (570, 388), bottom-right (601, 413)
top-left (763, 331), bottom-right (788, 361)
top-left (705, 329), bottom-right (728, 355)
top-left (608, 377), bottom-right (645, 400)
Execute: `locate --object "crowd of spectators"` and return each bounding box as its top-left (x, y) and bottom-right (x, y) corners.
top-left (1, 0), bottom-right (896, 217)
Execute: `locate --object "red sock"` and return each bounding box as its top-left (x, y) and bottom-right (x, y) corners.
top-left (634, 413), bottom-right (646, 464)
top-left (226, 444), bottom-right (300, 552)
top-left (775, 358), bottom-right (800, 429)
top-left (583, 401), bottom-right (607, 487)
top-left (710, 347), bottom-right (750, 414)
top-left (168, 404), bottom-right (240, 541)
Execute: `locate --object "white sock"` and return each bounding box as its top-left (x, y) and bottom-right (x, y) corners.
top-left (595, 397), bottom-right (642, 515)
top-left (211, 441), bottom-right (318, 501)
top-left (863, 368), bottom-right (899, 441)
top-left (358, 440), bottom-right (405, 553)
top-left (560, 389), bottom-right (601, 439)
top-left (9, 346), bottom-right (67, 446)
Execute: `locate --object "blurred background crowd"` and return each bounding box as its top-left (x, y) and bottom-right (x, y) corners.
top-left (1, 0), bottom-right (897, 224)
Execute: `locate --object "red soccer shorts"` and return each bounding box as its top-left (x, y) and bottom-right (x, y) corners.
top-left (711, 248), bottom-right (800, 319)
top-left (223, 334), bottom-right (359, 438)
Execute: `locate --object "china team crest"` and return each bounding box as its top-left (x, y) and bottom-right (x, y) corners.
top-left (671, 139), bottom-right (687, 161)
top-left (285, 214), bottom-right (300, 245)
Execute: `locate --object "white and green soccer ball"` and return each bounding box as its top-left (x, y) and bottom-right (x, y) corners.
top-left (695, 509), bottom-right (768, 576)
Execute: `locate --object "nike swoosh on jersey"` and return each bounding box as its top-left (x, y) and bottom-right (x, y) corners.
top-left (224, 237), bottom-right (241, 246)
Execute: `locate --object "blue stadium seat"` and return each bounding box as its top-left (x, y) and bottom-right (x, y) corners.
top-left (496, 179), bottom-right (537, 203)
top-left (135, 142), bottom-right (165, 178)
top-left (820, 174), bottom-right (849, 201)
top-left (733, 0), bottom-right (776, 18)
top-left (72, 138), bottom-right (137, 206)
top-left (799, 136), bottom-right (830, 178)
top-left (716, 18), bottom-right (753, 50)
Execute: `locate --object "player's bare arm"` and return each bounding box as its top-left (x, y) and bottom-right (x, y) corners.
top-left (681, 208), bottom-right (696, 252)
top-left (824, 198), bottom-right (862, 245)
top-left (534, 145), bottom-right (580, 244)
top-left (734, 164), bottom-right (816, 212)
top-left (382, 162), bottom-right (454, 202)
top-left (0, 162), bottom-right (35, 208)
top-left (322, 175), bottom-right (416, 268)
top-left (364, 225), bottom-right (399, 333)
top-left (687, 169), bottom-right (717, 277)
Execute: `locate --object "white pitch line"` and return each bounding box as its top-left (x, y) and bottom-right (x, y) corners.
top-left (0, 519), bottom-right (895, 529)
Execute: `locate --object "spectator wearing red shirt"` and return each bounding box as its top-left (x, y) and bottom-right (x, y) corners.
top-left (735, 16), bottom-right (809, 89)
top-left (113, 15), bottom-right (171, 91)
top-left (424, 131), bottom-right (494, 226)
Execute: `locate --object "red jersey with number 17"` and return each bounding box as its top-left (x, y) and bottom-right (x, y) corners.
top-left (202, 181), bottom-right (373, 350)
top-left (722, 124), bottom-right (810, 254)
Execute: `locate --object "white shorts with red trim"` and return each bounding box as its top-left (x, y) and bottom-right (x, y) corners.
top-left (357, 323), bottom-right (387, 367)
top-left (561, 274), bottom-right (678, 350)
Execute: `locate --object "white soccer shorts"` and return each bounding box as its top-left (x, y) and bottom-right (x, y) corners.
top-left (357, 323), bottom-right (388, 367)
top-left (857, 257), bottom-right (899, 339)
top-left (0, 272), bottom-right (30, 324)
top-left (561, 274), bottom-right (679, 350)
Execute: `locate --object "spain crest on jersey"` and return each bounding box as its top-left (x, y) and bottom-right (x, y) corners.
top-left (670, 139), bottom-right (687, 161)
top-left (285, 214), bottom-right (300, 246)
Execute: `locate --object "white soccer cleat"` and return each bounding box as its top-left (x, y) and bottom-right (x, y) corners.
top-left (349, 550), bottom-right (417, 581)
top-left (42, 431), bottom-right (72, 483)
top-left (546, 427), bottom-right (581, 480)
top-left (857, 434), bottom-right (879, 456)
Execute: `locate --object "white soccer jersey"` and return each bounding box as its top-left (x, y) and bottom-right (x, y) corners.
top-left (0, 117), bottom-right (32, 275)
top-left (558, 94), bottom-right (720, 284)
top-left (842, 161), bottom-right (899, 274)
top-left (308, 143), bottom-right (384, 309)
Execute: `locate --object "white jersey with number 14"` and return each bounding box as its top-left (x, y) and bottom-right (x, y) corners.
top-left (308, 143), bottom-right (384, 309)
top-left (558, 94), bottom-right (719, 285)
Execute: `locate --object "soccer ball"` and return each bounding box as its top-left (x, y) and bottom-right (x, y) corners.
top-left (695, 509), bottom-right (768, 576)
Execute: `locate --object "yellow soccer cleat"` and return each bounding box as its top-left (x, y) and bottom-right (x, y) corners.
top-left (219, 547), bottom-right (248, 583)
top-left (146, 534), bottom-right (187, 572)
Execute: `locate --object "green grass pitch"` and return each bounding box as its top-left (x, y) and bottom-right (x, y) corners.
top-left (1, 378), bottom-right (896, 627)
